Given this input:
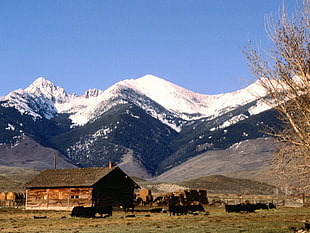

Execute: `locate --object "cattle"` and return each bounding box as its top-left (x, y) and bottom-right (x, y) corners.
top-left (71, 206), bottom-right (113, 218)
top-left (254, 203), bottom-right (269, 210)
top-left (120, 203), bottom-right (135, 214)
top-left (169, 205), bottom-right (188, 216)
top-left (246, 204), bottom-right (257, 213)
top-left (168, 196), bottom-right (205, 216)
top-left (96, 206), bottom-right (113, 217)
top-left (187, 204), bottom-right (205, 213)
top-left (71, 206), bottom-right (96, 218)
top-left (225, 203), bottom-right (272, 213)
top-left (150, 207), bottom-right (164, 213)
top-left (71, 206), bottom-right (83, 217)
top-left (168, 196), bottom-right (186, 216)
top-left (168, 204), bottom-right (205, 216)
top-left (34, 215), bottom-right (47, 219)
top-left (268, 203), bottom-right (276, 209)
top-left (225, 204), bottom-right (244, 213)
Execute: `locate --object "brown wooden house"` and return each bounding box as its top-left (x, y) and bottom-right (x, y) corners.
top-left (24, 166), bottom-right (140, 210)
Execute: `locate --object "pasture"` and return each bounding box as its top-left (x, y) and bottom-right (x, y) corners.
top-left (0, 206), bottom-right (310, 232)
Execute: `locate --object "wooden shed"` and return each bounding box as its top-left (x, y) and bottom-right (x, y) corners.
top-left (24, 166), bottom-right (140, 210)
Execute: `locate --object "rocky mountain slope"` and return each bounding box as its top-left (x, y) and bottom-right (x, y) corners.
top-left (0, 75), bottom-right (280, 180)
top-left (153, 137), bottom-right (276, 183)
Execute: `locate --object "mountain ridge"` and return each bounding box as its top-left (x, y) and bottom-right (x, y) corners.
top-left (0, 74), bottom-right (279, 181)
top-left (2, 75), bottom-right (271, 129)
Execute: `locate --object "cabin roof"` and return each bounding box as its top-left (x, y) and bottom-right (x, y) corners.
top-left (24, 167), bottom-right (139, 188)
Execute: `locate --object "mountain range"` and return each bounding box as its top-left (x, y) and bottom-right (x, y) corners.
top-left (0, 75), bottom-right (280, 182)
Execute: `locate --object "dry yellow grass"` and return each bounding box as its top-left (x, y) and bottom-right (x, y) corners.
top-left (0, 206), bottom-right (309, 232)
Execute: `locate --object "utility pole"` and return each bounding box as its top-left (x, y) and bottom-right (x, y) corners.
top-left (54, 152), bottom-right (57, 169)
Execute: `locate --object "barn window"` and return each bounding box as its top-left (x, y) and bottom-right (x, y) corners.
top-left (70, 195), bottom-right (79, 199)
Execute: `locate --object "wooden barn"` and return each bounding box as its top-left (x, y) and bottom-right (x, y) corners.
top-left (24, 166), bottom-right (140, 210)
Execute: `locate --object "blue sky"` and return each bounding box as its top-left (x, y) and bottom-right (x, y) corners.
top-left (0, 0), bottom-right (297, 96)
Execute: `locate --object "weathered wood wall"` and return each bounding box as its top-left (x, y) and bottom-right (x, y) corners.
top-left (26, 187), bottom-right (93, 210)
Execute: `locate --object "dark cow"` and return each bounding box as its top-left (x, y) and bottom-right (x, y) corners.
top-left (120, 203), bottom-right (135, 214)
top-left (169, 204), bottom-right (205, 216)
top-left (187, 204), bottom-right (205, 213)
top-left (71, 206), bottom-right (96, 218)
top-left (225, 203), bottom-right (254, 213)
top-left (268, 203), bottom-right (276, 209)
top-left (34, 215), bottom-right (47, 219)
top-left (71, 206), bottom-right (113, 218)
top-left (71, 206), bottom-right (84, 217)
top-left (225, 203), bottom-right (271, 213)
top-left (169, 205), bottom-right (188, 216)
top-left (246, 204), bottom-right (257, 213)
top-left (254, 203), bottom-right (269, 210)
top-left (96, 206), bottom-right (113, 217)
top-left (225, 204), bottom-right (244, 213)
top-left (150, 207), bottom-right (164, 213)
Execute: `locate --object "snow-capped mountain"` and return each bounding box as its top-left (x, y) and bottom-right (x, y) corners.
top-left (119, 74), bottom-right (269, 118)
top-left (2, 75), bottom-right (271, 130)
top-left (0, 75), bottom-right (279, 179)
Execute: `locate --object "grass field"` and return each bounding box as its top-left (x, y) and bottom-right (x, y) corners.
top-left (0, 206), bottom-right (309, 233)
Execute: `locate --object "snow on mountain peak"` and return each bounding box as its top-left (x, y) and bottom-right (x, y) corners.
top-left (25, 77), bottom-right (55, 93)
top-left (117, 75), bottom-right (208, 116)
top-left (121, 74), bottom-right (188, 93)
top-left (1, 74), bottom-right (272, 129)
top-left (28, 76), bottom-right (53, 87)
top-left (25, 77), bottom-right (72, 104)
top-left (115, 74), bottom-right (268, 120)
top-left (83, 88), bottom-right (103, 98)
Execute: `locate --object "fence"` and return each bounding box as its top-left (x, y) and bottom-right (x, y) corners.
top-left (208, 193), bottom-right (310, 207)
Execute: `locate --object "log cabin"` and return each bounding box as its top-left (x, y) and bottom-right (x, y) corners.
top-left (24, 166), bottom-right (140, 210)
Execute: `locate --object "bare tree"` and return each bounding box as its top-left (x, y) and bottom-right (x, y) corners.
top-left (244, 0), bottom-right (310, 194)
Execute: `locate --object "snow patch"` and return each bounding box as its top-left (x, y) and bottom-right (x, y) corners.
top-left (210, 114), bottom-right (248, 131)
top-left (248, 99), bottom-right (272, 115)
top-left (5, 123), bottom-right (15, 131)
